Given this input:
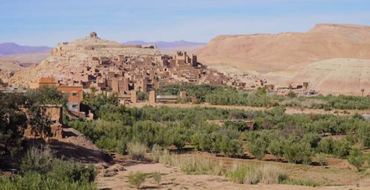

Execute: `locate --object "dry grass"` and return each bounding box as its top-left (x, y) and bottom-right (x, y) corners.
top-left (127, 142), bottom-right (148, 161)
top-left (158, 153), bottom-right (287, 185)
top-left (226, 163), bottom-right (287, 184)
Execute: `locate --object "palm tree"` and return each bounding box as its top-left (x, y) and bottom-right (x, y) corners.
top-left (361, 89), bottom-right (365, 97)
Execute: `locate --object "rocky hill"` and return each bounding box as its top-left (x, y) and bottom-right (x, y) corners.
top-left (195, 24), bottom-right (370, 73)
top-left (2, 32), bottom-right (237, 89)
top-left (1, 33), bottom-right (161, 86)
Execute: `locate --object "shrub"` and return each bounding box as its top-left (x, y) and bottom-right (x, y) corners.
top-left (226, 164), bottom-right (260, 184)
top-left (150, 144), bottom-right (163, 163)
top-left (127, 142), bottom-right (148, 161)
top-left (226, 164), bottom-right (286, 185)
top-left (332, 140), bottom-right (350, 158)
top-left (348, 148), bottom-right (364, 171)
top-left (315, 153), bottom-right (328, 166)
top-left (20, 146), bottom-right (54, 174)
top-left (127, 171), bottom-right (147, 189)
top-left (158, 149), bottom-right (171, 165)
top-left (3, 146), bottom-right (97, 189)
top-left (151, 172), bottom-right (161, 187)
top-left (180, 157), bottom-right (213, 175)
top-left (49, 160), bottom-right (97, 183)
top-left (280, 178), bottom-right (319, 187)
top-left (0, 172), bottom-right (97, 190)
top-left (213, 162), bottom-right (226, 176)
top-left (288, 91), bottom-right (297, 98)
top-left (260, 165), bottom-right (287, 184)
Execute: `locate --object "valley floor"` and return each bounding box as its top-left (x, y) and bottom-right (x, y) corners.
top-left (96, 158), bottom-right (370, 190)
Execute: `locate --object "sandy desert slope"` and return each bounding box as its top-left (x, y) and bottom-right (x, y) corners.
top-left (196, 24), bottom-right (370, 73)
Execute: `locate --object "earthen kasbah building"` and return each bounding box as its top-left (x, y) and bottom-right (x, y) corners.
top-left (17, 32), bottom-right (247, 104)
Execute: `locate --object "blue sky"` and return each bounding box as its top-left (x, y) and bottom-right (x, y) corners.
top-left (0, 0), bottom-right (369, 46)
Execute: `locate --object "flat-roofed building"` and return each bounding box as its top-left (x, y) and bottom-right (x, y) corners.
top-left (57, 86), bottom-right (83, 112)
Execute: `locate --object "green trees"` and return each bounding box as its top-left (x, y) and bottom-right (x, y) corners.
top-left (26, 86), bottom-right (68, 106)
top-left (317, 138), bottom-right (334, 154)
top-left (317, 138), bottom-right (350, 158)
top-left (65, 103), bottom-right (370, 166)
top-left (283, 140), bottom-right (313, 165)
top-left (82, 93), bottom-right (118, 116)
top-left (220, 137), bottom-right (241, 157)
top-left (0, 93), bottom-right (27, 156)
top-left (348, 148), bottom-right (364, 171)
top-left (192, 133), bottom-right (212, 151)
top-left (358, 125), bottom-right (370, 148)
top-left (247, 137), bottom-right (269, 160)
top-left (267, 139), bottom-right (284, 161)
top-left (191, 130), bottom-right (241, 156)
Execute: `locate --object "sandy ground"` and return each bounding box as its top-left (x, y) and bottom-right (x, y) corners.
top-left (97, 161), bottom-right (370, 190)
top-left (129, 102), bottom-right (370, 116)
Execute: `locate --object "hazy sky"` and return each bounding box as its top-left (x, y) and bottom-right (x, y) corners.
top-left (1, 0), bottom-right (369, 46)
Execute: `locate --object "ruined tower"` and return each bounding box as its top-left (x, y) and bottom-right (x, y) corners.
top-left (90, 32), bottom-right (98, 38)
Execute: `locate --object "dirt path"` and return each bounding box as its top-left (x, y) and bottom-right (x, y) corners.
top-left (129, 102), bottom-right (370, 116)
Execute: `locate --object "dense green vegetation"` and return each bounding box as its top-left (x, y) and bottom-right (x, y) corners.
top-left (0, 147), bottom-right (97, 190)
top-left (0, 92), bottom-right (28, 156)
top-left (157, 84), bottom-right (370, 110)
top-left (67, 93), bottom-right (370, 167)
top-left (0, 88), bottom-right (97, 189)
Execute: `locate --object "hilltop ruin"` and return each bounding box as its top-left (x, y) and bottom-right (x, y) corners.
top-left (2, 32), bottom-right (248, 99)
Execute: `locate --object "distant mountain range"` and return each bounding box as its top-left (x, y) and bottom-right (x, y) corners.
top-left (125, 40), bottom-right (206, 49)
top-left (0, 43), bottom-right (51, 55)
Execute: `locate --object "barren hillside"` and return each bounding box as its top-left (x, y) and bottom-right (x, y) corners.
top-left (195, 24), bottom-right (370, 73)
top-left (291, 58), bottom-right (370, 96)
top-left (0, 52), bottom-right (49, 67)
top-left (0, 59), bottom-right (25, 71)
